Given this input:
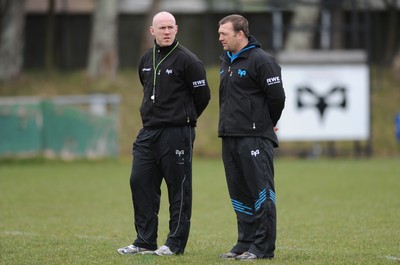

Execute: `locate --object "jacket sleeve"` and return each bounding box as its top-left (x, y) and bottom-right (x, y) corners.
top-left (138, 55), bottom-right (145, 86)
top-left (261, 61), bottom-right (286, 126)
top-left (185, 61), bottom-right (211, 117)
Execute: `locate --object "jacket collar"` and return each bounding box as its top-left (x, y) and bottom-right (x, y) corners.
top-left (154, 39), bottom-right (179, 55)
top-left (222, 35), bottom-right (261, 63)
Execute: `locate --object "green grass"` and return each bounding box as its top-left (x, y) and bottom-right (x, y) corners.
top-left (1, 158), bottom-right (399, 264)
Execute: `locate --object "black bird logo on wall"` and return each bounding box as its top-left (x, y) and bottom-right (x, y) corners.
top-left (297, 86), bottom-right (347, 122)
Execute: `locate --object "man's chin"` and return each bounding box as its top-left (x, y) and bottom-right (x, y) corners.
top-left (160, 41), bottom-right (173, 47)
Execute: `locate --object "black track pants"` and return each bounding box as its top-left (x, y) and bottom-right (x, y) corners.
top-left (129, 126), bottom-right (194, 254)
top-left (222, 137), bottom-right (276, 258)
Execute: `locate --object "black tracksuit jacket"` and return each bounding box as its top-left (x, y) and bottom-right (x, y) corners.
top-left (138, 40), bottom-right (210, 128)
top-left (218, 36), bottom-right (285, 147)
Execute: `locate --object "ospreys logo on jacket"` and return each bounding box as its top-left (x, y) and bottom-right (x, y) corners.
top-left (139, 40), bottom-right (210, 128)
top-left (218, 35), bottom-right (285, 147)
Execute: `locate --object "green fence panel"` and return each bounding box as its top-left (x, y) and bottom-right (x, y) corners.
top-left (0, 103), bottom-right (42, 156)
top-left (0, 99), bottom-right (118, 159)
top-left (41, 101), bottom-right (118, 158)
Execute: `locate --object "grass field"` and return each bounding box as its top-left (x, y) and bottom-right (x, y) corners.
top-left (1, 157), bottom-right (399, 265)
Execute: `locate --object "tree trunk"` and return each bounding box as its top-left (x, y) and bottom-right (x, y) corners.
top-left (87, 0), bottom-right (119, 80)
top-left (45, 0), bottom-right (56, 71)
top-left (284, 1), bottom-right (320, 50)
top-left (331, 4), bottom-right (344, 49)
top-left (393, 50), bottom-right (400, 81)
top-left (140, 0), bottom-right (161, 54)
top-left (383, 0), bottom-right (398, 66)
top-left (0, 0), bottom-right (25, 81)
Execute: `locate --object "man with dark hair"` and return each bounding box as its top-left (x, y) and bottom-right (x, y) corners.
top-left (217, 14), bottom-right (285, 260)
top-left (117, 11), bottom-right (210, 256)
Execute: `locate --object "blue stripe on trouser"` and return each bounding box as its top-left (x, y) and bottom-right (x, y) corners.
top-left (231, 199), bottom-right (253, 215)
top-left (269, 189), bottom-right (276, 204)
top-left (255, 188), bottom-right (267, 211)
top-left (232, 188), bottom-right (276, 215)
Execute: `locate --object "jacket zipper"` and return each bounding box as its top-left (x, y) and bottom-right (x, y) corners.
top-left (248, 98), bottom-right (256, 129)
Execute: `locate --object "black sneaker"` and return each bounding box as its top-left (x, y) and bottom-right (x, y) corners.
top-left (235, 252), bottom-right (258, 260)
top-left (219, 251), bottom-right (240, 259)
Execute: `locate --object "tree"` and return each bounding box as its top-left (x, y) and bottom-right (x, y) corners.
top-left (381, 0), bottom-right (400, 79)
top-left (0, 0), bottom-right (25, 81)
top-left (45, 0), bottom-right (56, 71)
top-left (382, 0), bottom-right (398, 65)
top-left (393, 50), bottom-right (400, 81)
top-left (329, 0), bottom-right (345, 49)
top-left (140, 0), bottom-right (161, 54)
top-left (284, 0), bottom-right (320, 50)
top-left (87, 0), bottom-right (119, 79)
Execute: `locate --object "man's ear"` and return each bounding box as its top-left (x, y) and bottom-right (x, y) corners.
top-left (150, 26), bottom-right (155, 36)
top-left (239, 30), bottom-right (246, 39)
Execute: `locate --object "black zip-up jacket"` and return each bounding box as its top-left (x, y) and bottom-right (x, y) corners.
top-left (138, 40), bottom-right (210, 128)
top-left (218, 36), bottom-right (285, 147)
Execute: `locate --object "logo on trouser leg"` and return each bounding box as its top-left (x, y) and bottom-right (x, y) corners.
top-left (251, 150), bottom-right (260, 157)
top-left (175, 150), bottom-right (184, 157)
